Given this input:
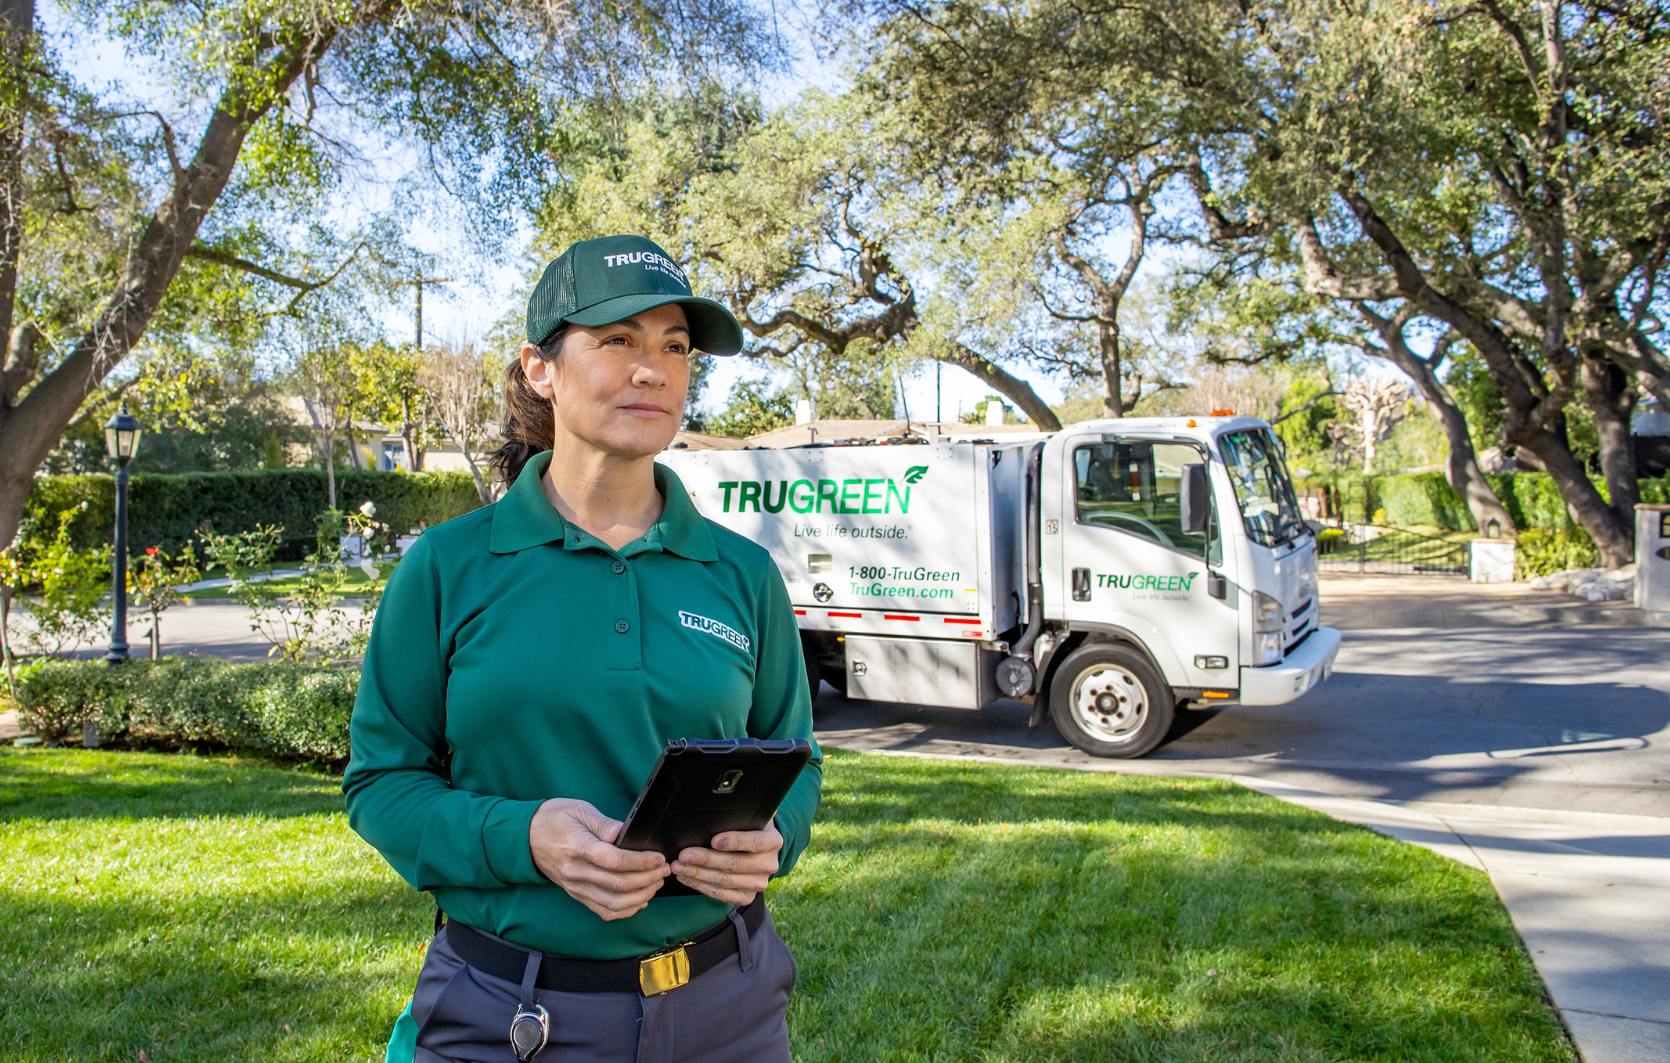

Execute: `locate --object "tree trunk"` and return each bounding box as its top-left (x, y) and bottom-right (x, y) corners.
top-left (1341, 192), bottom-right (1631, 561)
top-left (463, 451), bottom-right (493, 506)
top-left (1099, 321), bottom-right (1123, 418)
top-left (0, 28), bottom-right (332, 555)
top-left (1354, 318), bottom-right (1517, 533)
top-left (402, 398), bottom-right (419, 471)
top-left (1582, 352), bottom-right (1639, 529)
top-left (0, 0), bottom-right (32, 362)
top-left (345, 417), bottom-right (363, 470)
top-left (940, 343), bottom-right (1063, 431)
top-left (322, 428), bottom-right (337, 509)
top-left (1517, 424), bottom-right (1634, 566)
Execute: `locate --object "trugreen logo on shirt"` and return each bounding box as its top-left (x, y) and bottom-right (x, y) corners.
top-left (679, 611), bottom-right (750, 652)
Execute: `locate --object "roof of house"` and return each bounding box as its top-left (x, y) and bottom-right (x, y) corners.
top-left (666, 430), bottom-right (751, 451)
top-left (741, 418), bottom-right (1045, 450)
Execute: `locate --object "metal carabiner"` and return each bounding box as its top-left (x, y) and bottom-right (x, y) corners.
top-left (510, 1002), bottom-right (549, 1062)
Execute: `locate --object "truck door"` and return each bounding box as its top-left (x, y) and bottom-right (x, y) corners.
top-left (1060, 436), bottom-right (1239, 691)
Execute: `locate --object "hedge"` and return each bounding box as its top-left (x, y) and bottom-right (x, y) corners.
top-left (1301, 470), bottom-right (1670, 533)
top-left (24, 469), bottom-right (484, 559)
top-left (13, 657), bottom-right (356, 761)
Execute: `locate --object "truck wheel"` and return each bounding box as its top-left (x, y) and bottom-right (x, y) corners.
top-left (1049, 644), bottom-right (1174, 758)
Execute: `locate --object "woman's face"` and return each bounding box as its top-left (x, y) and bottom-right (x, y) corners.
top-left (522, 303), bottom-right (692, 459)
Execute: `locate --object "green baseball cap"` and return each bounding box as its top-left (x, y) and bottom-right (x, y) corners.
top-left (525, 235), bottom-right (744, 355)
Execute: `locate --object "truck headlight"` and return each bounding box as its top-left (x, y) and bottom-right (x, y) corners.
top-left (1256, 631), bottom-right (1283, 664)
top-left (1254, 591), bottom-right (1284, 633)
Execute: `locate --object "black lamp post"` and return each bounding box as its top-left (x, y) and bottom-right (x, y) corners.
top-left (103, 406), bottom-right (142, 665)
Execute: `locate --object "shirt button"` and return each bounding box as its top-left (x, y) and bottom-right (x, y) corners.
top-left (615, 619), bottom-right (630, 634)
top-left (611, 560), bottom-right (626, 574)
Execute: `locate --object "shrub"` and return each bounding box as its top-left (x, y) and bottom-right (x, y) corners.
top-left (14, 657), bottom-right (357, 759)
top-left (5, 505), bottom-right (111, 657)
top-left (25, 469), bottom-right (482, 559)
top-left (1515, 528), bottom-right (1600, 579)
top-left (1376, 471), bottom-right (1477, 531)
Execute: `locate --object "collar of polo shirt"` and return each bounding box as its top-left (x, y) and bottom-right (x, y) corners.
top-left (488, 450), bottom-right (719, 561)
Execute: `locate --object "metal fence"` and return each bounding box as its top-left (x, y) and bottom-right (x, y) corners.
top-left (1316, 524), bottom-right (1469, 577)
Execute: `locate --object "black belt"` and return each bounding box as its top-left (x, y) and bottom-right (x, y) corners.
top-left (442, 894), bottom-right (766, 996)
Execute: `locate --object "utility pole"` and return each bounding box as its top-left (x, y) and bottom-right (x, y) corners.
top-left (393, 268), bottom-right (452, 471)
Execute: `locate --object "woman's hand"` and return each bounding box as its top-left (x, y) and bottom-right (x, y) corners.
top-left (529, 798), bottom-right (670, 921)
top-left (670, 820), bottom-right (783, 906)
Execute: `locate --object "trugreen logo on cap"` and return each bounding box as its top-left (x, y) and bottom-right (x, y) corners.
top-left (525, 235), bottom-right (744, 355)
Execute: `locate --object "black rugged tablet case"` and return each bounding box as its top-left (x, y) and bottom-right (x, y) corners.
top-left (619, 738), bottom-right (812, 895)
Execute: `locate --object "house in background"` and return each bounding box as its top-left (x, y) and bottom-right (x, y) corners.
top-left (288, 397), bottom-right (483, 474)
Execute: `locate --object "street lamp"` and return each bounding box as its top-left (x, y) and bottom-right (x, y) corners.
top-left (103, 406), bottom-right (142, 665)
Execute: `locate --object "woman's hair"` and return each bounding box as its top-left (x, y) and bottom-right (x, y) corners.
top-left (488, 326), bottom-right (568, 486)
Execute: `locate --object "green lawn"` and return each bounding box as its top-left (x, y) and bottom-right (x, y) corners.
top-left (0, 748), bottom-right (1572, 1062)
top-left (183, 562), bottom-right (397, 599)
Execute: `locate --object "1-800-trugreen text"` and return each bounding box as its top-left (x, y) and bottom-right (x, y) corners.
top-left (851, 565), bottom-right (961, 582)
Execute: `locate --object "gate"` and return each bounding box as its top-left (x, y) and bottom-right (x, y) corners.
top-left (1316, 524), bottom-right (1469, 576)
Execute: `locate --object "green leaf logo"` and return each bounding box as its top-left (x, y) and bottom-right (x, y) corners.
top-left (904, 466), bottom-right (929, 484)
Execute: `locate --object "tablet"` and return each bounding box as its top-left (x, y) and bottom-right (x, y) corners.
top-left (618, 738), bottom-right (813, 878)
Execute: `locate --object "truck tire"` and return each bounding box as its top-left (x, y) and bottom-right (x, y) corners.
top-left (1049, 644), bottom-right (1174, 758)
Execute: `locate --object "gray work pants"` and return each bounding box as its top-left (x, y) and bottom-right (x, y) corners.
top-left (411, 909), bottom-right (796, 1063)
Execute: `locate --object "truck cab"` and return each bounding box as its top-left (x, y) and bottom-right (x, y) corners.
top-left (1033, 417), bottom-right (1339, 756)
top-left (658, 416), bottom-right (1340, 758)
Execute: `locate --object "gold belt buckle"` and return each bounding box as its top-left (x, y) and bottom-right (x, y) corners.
top-left (638, 943), bottom-right (691, 996)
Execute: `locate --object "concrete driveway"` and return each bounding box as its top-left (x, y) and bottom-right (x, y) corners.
top-left (814, 577), bottom-right (1670, 1063)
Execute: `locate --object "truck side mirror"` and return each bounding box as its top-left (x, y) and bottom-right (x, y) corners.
top-left (1180, 463), bottom-right (1209, 535)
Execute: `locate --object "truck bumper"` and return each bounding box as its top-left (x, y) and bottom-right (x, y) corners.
top-left (1238, 627), bottom-right (1342, 706)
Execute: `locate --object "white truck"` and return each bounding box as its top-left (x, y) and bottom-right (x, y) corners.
top-left (659, 416), bottom-right (1341, 758)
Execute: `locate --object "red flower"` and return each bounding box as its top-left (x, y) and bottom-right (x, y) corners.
top-left (145, 547), bottom-right (159, 555)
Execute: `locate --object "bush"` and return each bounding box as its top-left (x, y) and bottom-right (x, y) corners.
top-left (25, 469), bottom-right (483, 560)
top-left (1375, 471), bottom-right (1477, 531)
top-left (14, 657), bottom-right (357, 759)
top-left (1514, 528), bottom-right (1601, 579)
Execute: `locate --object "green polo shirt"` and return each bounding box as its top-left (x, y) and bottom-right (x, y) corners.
top-left (342, 451), bottom-right (822, 960)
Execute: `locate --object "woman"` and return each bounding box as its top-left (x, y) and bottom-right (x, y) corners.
top-left (344, 234), bottom-right (822, 1063)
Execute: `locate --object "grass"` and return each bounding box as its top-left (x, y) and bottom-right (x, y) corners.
top-left (0, 747), bottom-right (1573, 1062)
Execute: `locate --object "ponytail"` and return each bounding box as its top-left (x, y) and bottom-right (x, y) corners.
top-left (489, 327), bottom-right (568, 487)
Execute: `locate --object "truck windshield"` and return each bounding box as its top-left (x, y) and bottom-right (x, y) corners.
top-left (1218, 429), bottom-right (1306, 547)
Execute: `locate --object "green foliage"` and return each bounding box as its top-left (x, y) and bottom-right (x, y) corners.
top-left (1515, 529), bottom-right (1601, 580)
top-left (1272, 377), bottom-right (1338, 472)
top-left (1302, 472), bottom-right (1670, 535)
top-left (2, 506), bottom-right (111, 657)
top-left (25, 470), bottom-right (482, 559)
top-left (706, 379), bottom-right (795, 438)
top-left (1445, 347), bottom-right (1505, 456)
top-left (200, 519), bottom-right (380, 664)
top-left (13, 657), bottom-right (356, 759)
top-left (128, 545), bottom-right (201, 661)
top-left (1374, 472), bottom-right (1477, 532)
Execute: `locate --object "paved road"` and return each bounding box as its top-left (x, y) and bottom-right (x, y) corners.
top-left (815, 626), bottom-right (1670, 818)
